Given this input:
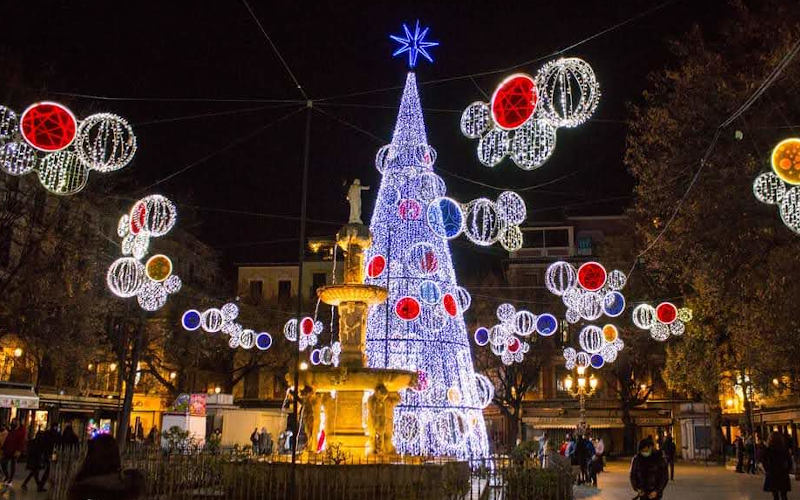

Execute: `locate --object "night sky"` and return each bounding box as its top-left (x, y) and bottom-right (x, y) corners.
top-left (2, 0), bottom-right (724, 275)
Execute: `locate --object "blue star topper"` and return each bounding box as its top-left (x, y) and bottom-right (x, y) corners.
top-left (390, 20), bottom-right (439, 68)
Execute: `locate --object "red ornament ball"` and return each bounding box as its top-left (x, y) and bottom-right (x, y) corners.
top-left (395, 296), bottom-right (421, 321)
top-left (442, 293), bottom-right (457, 317)
top-left (130, 201), bottom-right (147, 235)
top-left (20, 102), bottom-right (77, 152)
top-left (367, 255), bottom-right (386, 278)
top-left (418, 250), bottom-right (438, 274)
top-left (655, 302), bottom-right (678, 324)
top-left (490, 74), bottom-right (538, 130)
top-left (398, 199), bottom-right (422, 220)
top-left (577, 261), bottom-right (607, 291)
top-left (507, 336), bottom-right (521, 353)
top-left (300, 316), bottom-right (314, 335)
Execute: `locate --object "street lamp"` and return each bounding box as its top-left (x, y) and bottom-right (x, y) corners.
top-left (169, 371), bottom-right (177, 381)
top-left (564, 366), bottom-right (599, 434)
top-left (13, 348), bottom-right (22, 358)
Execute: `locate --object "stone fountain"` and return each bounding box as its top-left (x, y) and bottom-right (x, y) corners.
top-left (290, 223), bottom-right (417, 458)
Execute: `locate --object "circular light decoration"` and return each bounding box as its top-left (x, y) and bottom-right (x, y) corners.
top-left (412, 172), bottom-right (447, 202)
top-left (137, 281), bottom-right (168, 312)
top-left (545, 261), bottom-right (577, 296)
top-left (435, 410), bottom-right (469, 448)
top-left (299, 316), bottom-right (315, 336)
top-left (509, 118), bottom-right (557, 170)
top-left (442, 293), bottom-right (458, 317)
top-left (37, 150), bottom-right (89, 195)
top-left (0, 141), bottom-right (37, 176)
top-left (650, 323), bottom-right (670, 342)
top-left (590, 354), bottom-right (605, 369)
top-left (107, 257), bottom-right (145, 298)
top-left (375, 144), bottom-right (396, 173)
top-left (602, 324), bottom-right (619, 343)
top-left (612, 337), bottom-right (624, 351)
top-left (460, 101), bottom-right (491, 139)
top-left (464, 198), bottom-right (502, 246)
top-left (407, 242), bottom-right (439, 276)
top-left (477, 128), bottom-right (508, 167)
top-left (575, 351), bottom-right (591, 369)
top-left (579, 325), bottom-right (604, 354)
top-left (600, 343), bottom-right (618, 363)
top-left (398, 199), bottom-right (422, 220)
top-left (577, 291), bottom-right (604, 321)
top-left (603, 291), bottom-right (626, 317)
top-left (474, 374), bottom-right (494, 408)
top-left (239, 329), bottom-right (256, 349)
top-left (563, 347), bottom-right (577, 362)
top-left (455, 286), bottom-right (471, 312)
top-left (163, 275), bottom-right (182, 294)
top-left (321, 346), bottom-right (335, 365)
top-left (132, 195), bottom-right (178, 237)
top-left (419, 280), bottom-right (442, 304)
top-left (514, 310), bottom-right (536, 336)
top-left (577, 261), bottom-right (607, 291)
top-left (74, 113), bottom-right (137, 172)
top-left (496, 191), bottom-right (527, 226)
top-left (310, 349), bottom-right (322, 365)
top-left (536, 58), bottom-right (600, 128)
top-left (395, 296), bottom-right (421, 321)
top-left (223, 322), bottom-right (243, 337)
top-left (565, 308), bottom-right (581, 324)
top-left (496, 303), bottom-right (516, 322)
top-left (283, 318), bottom-right (298, 341)
top-left (632, 304), bottom-right (657, 330)
top-left (499, 225), bottom-right (523, 252)
top-left (535, 313), bottom-right (558, 337)
top-left (753, 172), bottom-right (786, 205)
top-left (0, 106), bottom-right (18, 140)
top-left (655, 302), bottom-right (678, 325)
top-left (677, 307), bottom-right (693, 322)
top-left (490, 73), bottom-right (538, 131)
top-left (228, 334), bottom-right (241, 349)
top-left (771, 138), bottom-right (800, 185)
top-left (447, 386), bottom-right (462, 405)
top-left (414, 144), bottom-right (437, 168)
top-left (669, 321), bottom-right (685, 336)
top-left (394, 413), bottom-right (420, 446)
top-left (221, 302), bottom-right (239, 322)
top-left (201, 308), bottom-right (224, 333)
top-left (474, 327), bottom-right (490, 346)
top-left (426, 196), bottom-right (464, 239)
top-left (506, 336), bottom-right (521, 354)
top-left (779, 186), bottom-right (800, 234)
top-left (145, 254), bottom-right (172, 282)
top-left (366, 254), bottom-right (386, 278)
top-left (606, 269), bottom-right (627, 291)
top-left (19, 101), bottom-right (77, 152)
top-left (181, 310), bottom-right (202, 331)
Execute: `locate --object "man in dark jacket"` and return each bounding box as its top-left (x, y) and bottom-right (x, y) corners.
top-left (630, 438), bottom-right (669, 499)
top-left (1, 419), bottom-right (26, 486)
top-left (662, 433), bottom-right (676, 481)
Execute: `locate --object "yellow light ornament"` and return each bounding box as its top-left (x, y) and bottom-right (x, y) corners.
top-left (771, 138), bottom-right (800, 185)
top-left (602, 324), bottom-right (619, 343)
top-left (145, 254), bottom-right (172, 282)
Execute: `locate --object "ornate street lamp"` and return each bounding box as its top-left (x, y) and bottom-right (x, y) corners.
top-left (564, 366), bottom-right (599, 434)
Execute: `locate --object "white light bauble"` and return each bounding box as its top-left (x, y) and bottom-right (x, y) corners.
top-left (496, 303), bottom-right (516, 323)
top-left (413, 172), bottom-right (447, 203)
top-left (563, 347), bottom-right (577, 362)
top-left (455, 286), bottom-right (471, 312)
top-left (578, 325), bottom-right (604, 354)
top-left (464, 198), bottom-right (502, 246)
top-left (606, 269), bottom-right (627, 291)
top-left (536, 57), bottom-right (600, 128)
top-left (513, 310), bottom-right (536, 336)
top-left (753, 172), bottom-right (786, 205)
top-left (37, 150), bottom-right (89, 195)
top-left (74, 113), bottom-right (137, 172)
top-left (495, 191), bottom-right (527, 226)
top-left (545, 261), bottom-right (577, 296)
top-left (201, 308), bottom-right (224, 333)
top-left (137, 281), bottom-right (168, 311)
top-left (650, 322), bottom-right (670, 341)
top-left (779, 186), bottom-right (800, 234)
top-left (565, 308), bottom-right (581, 324)
top-left (414, 144), bottom-right (437, 168)
top-left (600, 343), bottom-right (618, 363)
top-left (509, 118), bottom-right (557, 170)
top-left (474, 373), bottom-right (494, 409)
top-left (239, 329), bottom-right (256, 349)
top-left (131, 194), bottom-right (178, 237)
top-left (498, 225), bottom-right (523, 252)
top-left (221, 302), bottom-right (239, 322)
top-left (632, 304), bottom-right (657, 330)
top-left (0, 141), bottom-right (37, 176)
top-left (575, 351), bottom-right (591, 368)
top-left (577, 291), bottom-right (603, 321)
top-left (669, 320), bottom-right (686, 336)
top-left (163, 274), bottom-right (182, 294)
top-left (107, 257), bottom-right (146, 298)
top-left (477, 128), bottom-right (508, 167)
top-left (0, 106), bottom-right (18, 140)
top-left (460, 101), bottom-right (492, 139)
top-left (283, 318), bottom-right (298, 341)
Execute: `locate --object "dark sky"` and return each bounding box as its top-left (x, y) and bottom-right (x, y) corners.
top-left (2, 0), bottom-right (724, 272)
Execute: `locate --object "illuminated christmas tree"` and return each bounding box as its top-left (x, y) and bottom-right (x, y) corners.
top-left (363, 23), bottom-right (490, 459)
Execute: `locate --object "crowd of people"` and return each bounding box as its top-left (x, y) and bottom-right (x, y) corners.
top-left (734, 430), bottom-right (796, 500)
top-left (249, 427), bottom-right (274, 455)
top-left (537, 432), bottom-right (606, 486)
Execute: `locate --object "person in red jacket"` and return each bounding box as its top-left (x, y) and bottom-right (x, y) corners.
top-left (1, 419), bottom-right (26, 486)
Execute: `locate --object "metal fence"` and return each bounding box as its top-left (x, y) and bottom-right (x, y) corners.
top-left (50, 446), bottom-right (573, 500)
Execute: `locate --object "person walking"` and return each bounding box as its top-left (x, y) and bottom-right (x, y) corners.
top-left (734, 434), bottom-right (744, 473)
top-left (630, 438), bottom-right (669, 499)
top-left (1, 419), bottom-right (26, 486)
top-left (574, 435), bottom-right (590, 485)
top-left (763, 432), bottom-right (792, 500)
top-left (21, 430), bottom-right (44, 491)
top-left (589, 436), bottom-right (605, 487)
top-left (662, 432), bottom-right (676, 481)
top-left (745, 433), bottom-right (756, 474)
top-left (37, 423), bottom-right (60, 492)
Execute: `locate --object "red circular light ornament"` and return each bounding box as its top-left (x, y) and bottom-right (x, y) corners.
top-left (490, 74), bottom-right (538, 130)
top-left (655, 302), bottom-right (678, 325)
top-left (20, 102), bottom-right (77, 152)
top-left (395, 296), bottom-right (421, 321)
top-left (507, 336), bottom-right (521, 353)
top-left (418, 250), bottom-right (438, 274)
top-left (300, 317), bottom-right (315, 335)
top-left (442, 293), bottom-right (457, 317)
top-left (367, 255), bottom-right (386, 278)
top-left (577, 262), bottom-right (607, 291)
top-left (398, 199), bottom-right (422, 220)
top-left (130, 202), bottom-right (147, 235)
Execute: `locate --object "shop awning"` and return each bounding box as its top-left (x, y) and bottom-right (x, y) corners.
top-left (0, 388), bottom-right (39, 409)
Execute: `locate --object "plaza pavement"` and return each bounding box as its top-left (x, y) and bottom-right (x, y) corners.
top-left (575, 459), bottom-right (788, 500)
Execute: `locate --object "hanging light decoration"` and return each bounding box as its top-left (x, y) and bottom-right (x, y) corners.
top-left (632, 302), bottom-right (693, 342)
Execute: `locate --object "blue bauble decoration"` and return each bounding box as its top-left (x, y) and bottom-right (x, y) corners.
top-left (536, 313), bottom-right (558, 336)
top-left (182, 310), bottom-right (202, 331)
top-left (427, 197), bottom-right (463, 239)
top-left (603, 291), bottom-right (626, 317)
top-left (590, 353), bottom-right (605, 369)
top-left (419, 280), bottom-right (442, 304)
top-left (256, 332), bottom-right (272, 350)
top-left (474, 327), bottom-right (490, 346)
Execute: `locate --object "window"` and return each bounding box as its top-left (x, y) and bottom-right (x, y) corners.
top-left (278, 280), bottom-right (291, 301)
top-left (523, 228), bottom-right (570, 248)
top-left (249, 280), bottom-right (263, 303)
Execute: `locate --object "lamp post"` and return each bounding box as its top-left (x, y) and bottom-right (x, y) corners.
top-left (564, 366), bottom-right (599, 434)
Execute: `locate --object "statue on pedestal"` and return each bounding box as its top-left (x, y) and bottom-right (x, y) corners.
top-left (346, 179), bottom-right (370, 224)
top-left (300, 385), bottom-right (321, 452)
top-left (368, 384), bottom-right (389, 454)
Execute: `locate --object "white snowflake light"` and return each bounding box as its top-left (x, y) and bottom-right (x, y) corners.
top-left (74, 113), bottom-right (137, 172)
top-left (536, 58), bottom-right (600, 128)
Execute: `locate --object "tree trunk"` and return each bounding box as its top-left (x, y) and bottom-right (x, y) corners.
top-left (708, 404), bottom-right (725, 461)
top-left (621, 404), bottom-right (637, 455)
top-left (117, 319), bottom-right (145, 454)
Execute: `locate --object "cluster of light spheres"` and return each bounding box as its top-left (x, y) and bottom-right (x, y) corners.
top-left (473, 303), bottom-right (558, 365)
top-left (309, 341), bottom-right (341, 368)
top-left (545, 260), bottom-right (627, 323)
top-left (181, 303), bottom-right (273, 351)
top-left (567, 322), bottom-right (624, 369)
top-left (106, 195), bottom-right (179, 311)
top-left (631, 302), bottom-right (692, 342)
top-left (460, 58), bottom-right (600, 171)
top-left (284, 316), bottom-right (325, 353)
top-left (753, 138), bottom-right (800, 234)
top-left (0, 102), bottom-right (136, 195)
